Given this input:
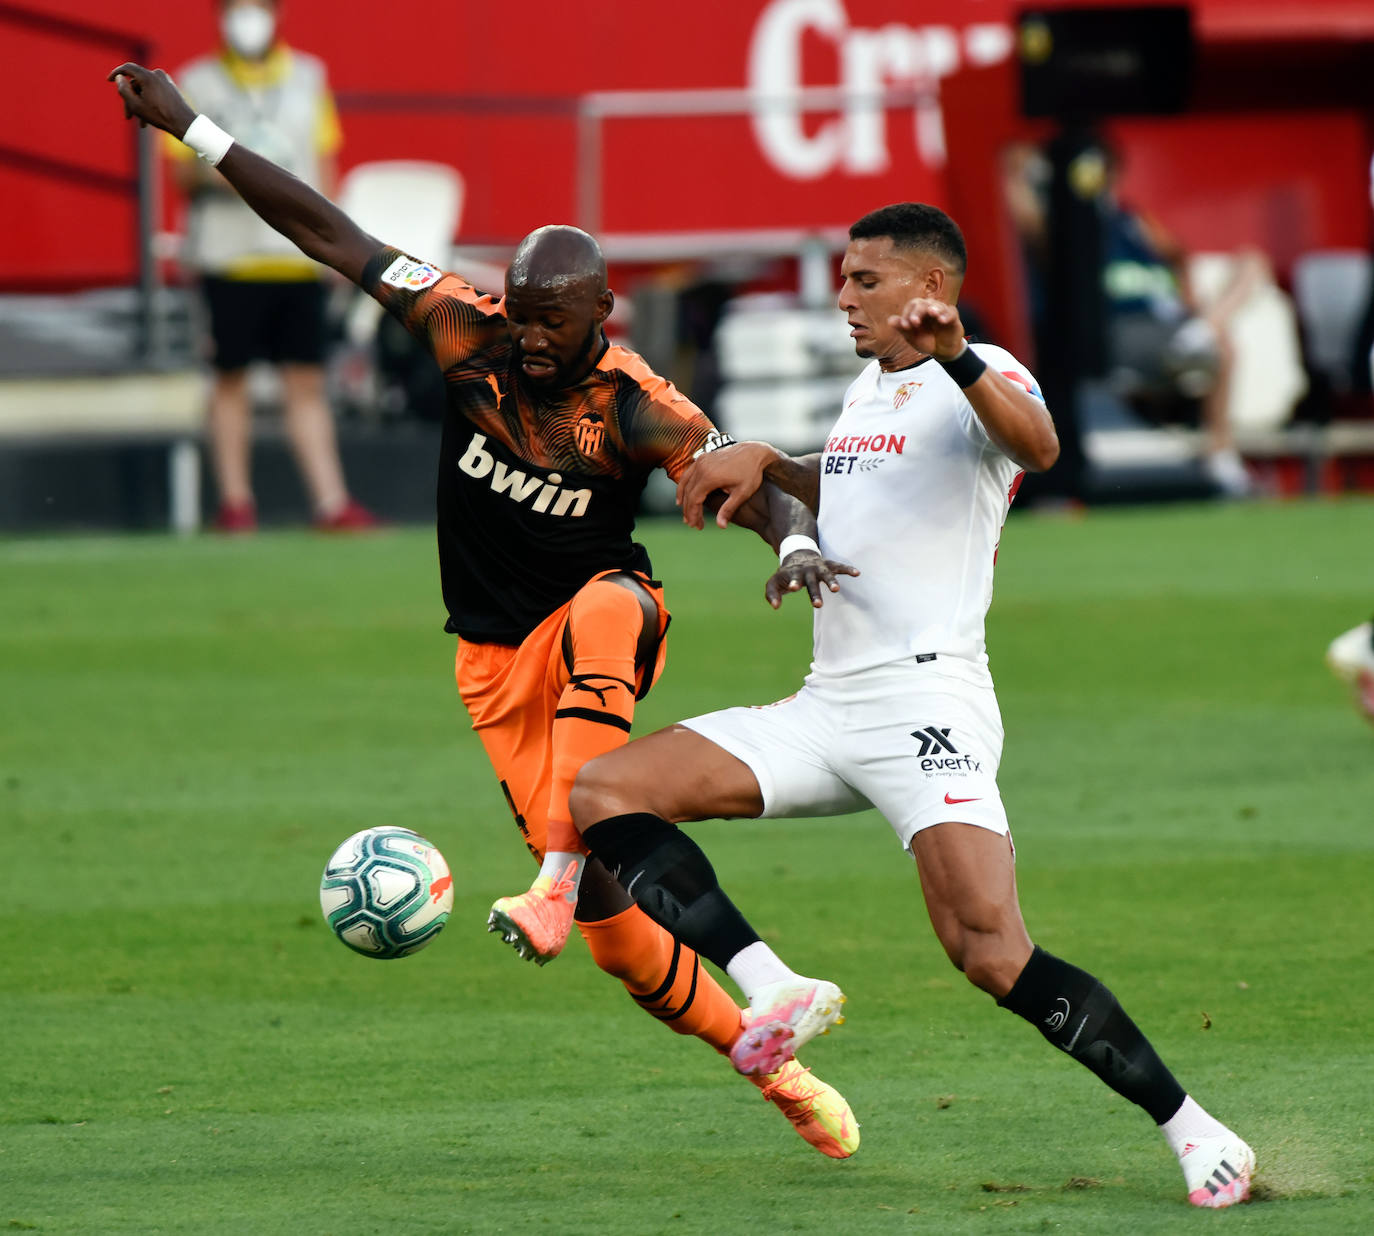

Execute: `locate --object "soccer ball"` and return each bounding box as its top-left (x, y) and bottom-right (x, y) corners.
top-left (319, 827), bottom-right (454, 959)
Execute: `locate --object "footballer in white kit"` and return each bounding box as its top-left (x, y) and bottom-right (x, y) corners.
top-left (565, 204), bottom-right (1254, 1209)
top-left (681, 343), bottom-right (1039, 852)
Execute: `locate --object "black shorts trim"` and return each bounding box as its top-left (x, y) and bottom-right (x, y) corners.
top-left (201, 277), bottom-right (327, 371)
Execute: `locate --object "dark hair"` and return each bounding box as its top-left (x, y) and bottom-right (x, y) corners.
top-left (849, 203), bottom-right (967, 275)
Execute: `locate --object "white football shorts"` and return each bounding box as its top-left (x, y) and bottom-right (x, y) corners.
top-left (681, 658), bottom-right (1009, 852)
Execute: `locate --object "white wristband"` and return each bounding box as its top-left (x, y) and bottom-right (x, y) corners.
top-left (182, 114), bottom-right (235, 166)
top-left (779, 534), bottom-right (821, 563)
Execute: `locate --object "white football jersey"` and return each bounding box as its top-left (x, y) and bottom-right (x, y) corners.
top-left (811, 343), bottom-right (1041, 681)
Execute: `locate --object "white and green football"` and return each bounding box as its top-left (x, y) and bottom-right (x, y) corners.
top-left (319, 827), bottom-right (454, 959)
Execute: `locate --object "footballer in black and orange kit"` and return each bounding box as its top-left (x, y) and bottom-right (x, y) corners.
top-left (108, 58), bottom-right (860, 1160)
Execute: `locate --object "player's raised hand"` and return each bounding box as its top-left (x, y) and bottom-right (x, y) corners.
top-left (676, 441), bottom-right (780, 530)
top-left (108, 63), bottom-right (196, 138)
top-left (764, 551), bottom-right (859, 610)
top-left (889, 296), bottom-right (967, 361)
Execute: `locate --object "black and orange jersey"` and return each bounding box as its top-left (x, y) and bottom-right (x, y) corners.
top-left (362, 246), bottom-right (727, 645)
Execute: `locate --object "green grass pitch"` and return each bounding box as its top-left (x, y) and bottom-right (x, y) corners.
top-left (1, 499), bottom-right (1371, 1234)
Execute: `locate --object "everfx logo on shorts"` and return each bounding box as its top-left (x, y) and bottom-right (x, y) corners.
top-left (911, 725), bottom-right (982, 774)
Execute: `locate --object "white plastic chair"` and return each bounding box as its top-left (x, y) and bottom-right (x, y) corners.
top-left (336, 161), bottom-right (465, 345)
top-left (338, 160), bottom-right (464, 263)
top-left (715, 298), bottom-right (864, 382)
top-left (716, 377), bottom-right (857, 454)
top-left (1291, 249), bottom-right (1373, 390)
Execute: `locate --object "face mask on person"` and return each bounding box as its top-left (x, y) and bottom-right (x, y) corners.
top-left (221, 5), bottom-right (276, 59)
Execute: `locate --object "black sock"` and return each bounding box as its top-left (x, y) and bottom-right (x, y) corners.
top-left (581, 812), bottom-right (760, 969)
top-left (998, 946), bottom-right (1186, 1124)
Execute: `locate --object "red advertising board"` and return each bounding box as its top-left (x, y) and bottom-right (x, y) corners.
top-left (1, 0), bottom-right (1371, 310)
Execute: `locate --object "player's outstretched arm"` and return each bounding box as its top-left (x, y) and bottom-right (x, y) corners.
top-left (958, 364), bottom-right (1059, 472)
top-left (108, 63), bottom-right (379, 284)
top-left (890, 298), bottom-right (1059, 472)
top-left (677, 444), bottom-right (822, 529)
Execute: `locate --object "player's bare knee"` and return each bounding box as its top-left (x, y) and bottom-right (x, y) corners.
top-left (929, 928), bottom-right (1008, 992)
top-left (962, 954), bottom-right (1013, 998)
top-left (570, 751), bottom-right (637, 828)
top-left (568, 757), bottom-right (610, 823)
top-left (938, 900), bottom-right (1031, 994)
top-left (961, 934), bottom-right (1033, 999)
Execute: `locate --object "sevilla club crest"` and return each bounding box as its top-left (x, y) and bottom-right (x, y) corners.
top-left (893, 381), bottom-right (921, 409)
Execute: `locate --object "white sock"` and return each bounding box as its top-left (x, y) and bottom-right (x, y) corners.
top-left (1159, 1095), bottom-right (1227, 1157)
top-left (725, 941), bottom-right (799, 1003)
top-left (536, 851), bottom-right (584, 902)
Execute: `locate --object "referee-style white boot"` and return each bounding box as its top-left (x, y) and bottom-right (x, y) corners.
top-left (1325, 621), bottom-right (1374, 722)
top-left (1326, 621), bottom-right (1374, 682)
top-left (728, 977), bottom-right (846, 1077)
top-left (1179, 1131), bottom-right (1255, 1208)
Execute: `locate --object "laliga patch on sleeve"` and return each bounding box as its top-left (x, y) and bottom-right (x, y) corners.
top-left (380, 255), bottom-right (443, 291)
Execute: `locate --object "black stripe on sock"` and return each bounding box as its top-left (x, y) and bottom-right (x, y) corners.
top-left (631, 938), bottom-right (683, 1006)
top-left (553, 707), bottom-right (633, 731)
top-left (656, 956), bottom-right (699, 1022)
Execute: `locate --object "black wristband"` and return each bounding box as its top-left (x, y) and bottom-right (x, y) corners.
top-left (936, 344), bottom-right (987, 389)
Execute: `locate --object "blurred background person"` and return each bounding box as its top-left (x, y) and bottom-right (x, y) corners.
top-left (1097, 144), bottom-right (1266, 498)
top-left (1321, 157), bottom-right (1374, 725)
top-left (1352, 149), bottom-right (1374, 398)
top-left (169, 0), bottom-right (375, 532)
top-left (1004, 139), bottom-right (1273, 500)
